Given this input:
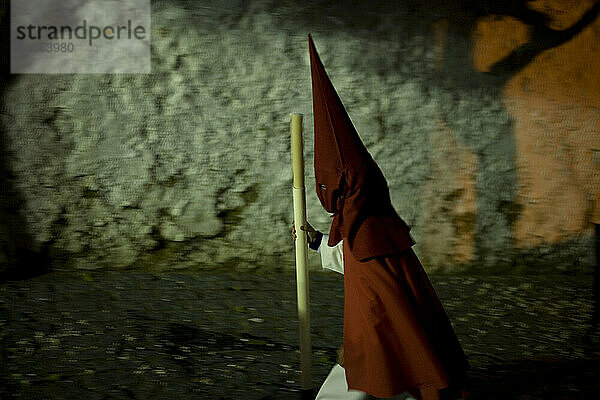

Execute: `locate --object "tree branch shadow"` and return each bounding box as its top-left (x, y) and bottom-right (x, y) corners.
top-left (486, 0), bottom-right (600, 78)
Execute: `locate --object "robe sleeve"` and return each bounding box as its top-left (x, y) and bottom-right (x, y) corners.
top-left (318, 234), bottom-right (344, 275)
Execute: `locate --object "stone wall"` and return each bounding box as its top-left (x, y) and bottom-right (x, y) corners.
top-left (1, 0), bottom-right (598, 275)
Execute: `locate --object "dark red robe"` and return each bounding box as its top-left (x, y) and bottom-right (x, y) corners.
top-left (309, 34), bottom-right (469, 399)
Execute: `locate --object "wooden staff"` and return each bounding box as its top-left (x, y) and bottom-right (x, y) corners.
top-left (290, 113), bottom-right (312, 393)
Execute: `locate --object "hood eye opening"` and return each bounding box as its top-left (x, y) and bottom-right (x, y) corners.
top-left (319, 184), bottom-right (327, 190)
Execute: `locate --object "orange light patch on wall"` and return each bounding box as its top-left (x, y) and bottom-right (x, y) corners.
top-left (507, 97), bottom-right (599, 245)
top-left (473, 1), bottom-right (600, 247)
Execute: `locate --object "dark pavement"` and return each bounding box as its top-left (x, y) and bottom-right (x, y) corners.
top-left (1, 270), bottom-right (599, 399)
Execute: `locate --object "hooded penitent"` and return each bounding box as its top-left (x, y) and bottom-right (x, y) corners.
top-left (309, 34), bottom-right (469, 399)
top-left (308, 34), bottom-right (415, 262)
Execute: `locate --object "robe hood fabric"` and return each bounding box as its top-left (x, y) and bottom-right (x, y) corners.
top-left (308, 34), bottom-right (414, 261)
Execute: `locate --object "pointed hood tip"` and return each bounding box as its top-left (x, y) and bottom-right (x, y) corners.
top-left (308, 33), bottom-right (316, 53)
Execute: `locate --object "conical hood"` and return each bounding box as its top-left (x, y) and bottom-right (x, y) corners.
top-left (308, 34), bottom-right (376, 177)
top-left (309, 34), bottom-right (415, 260)
top-left (308, 33), bottom-right (378, 218)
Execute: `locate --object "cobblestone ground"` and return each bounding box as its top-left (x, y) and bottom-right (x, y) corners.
top-left (1, 270), bottom-right (599, 399)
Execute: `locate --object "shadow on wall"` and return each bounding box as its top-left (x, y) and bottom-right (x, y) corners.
top-left (443, 0), bottom-right (600, 85)
top-left (478, 0), bottom-right (600, 77)
top-left (0, 3), bottom-right (50, 281)
top-left (436, 0), bottom-right (600, 267)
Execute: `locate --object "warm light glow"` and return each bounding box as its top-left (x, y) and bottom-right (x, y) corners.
top-left (472, 0), bottom-right (600, 246)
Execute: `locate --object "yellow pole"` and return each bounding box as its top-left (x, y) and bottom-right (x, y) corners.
top-left (291, 113), bottom-right (312, 392)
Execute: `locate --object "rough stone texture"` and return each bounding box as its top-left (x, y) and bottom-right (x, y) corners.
top-left (421, 117), bottom-right (478, 270)
top-left (1, 0), bottom-right (599, 273)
